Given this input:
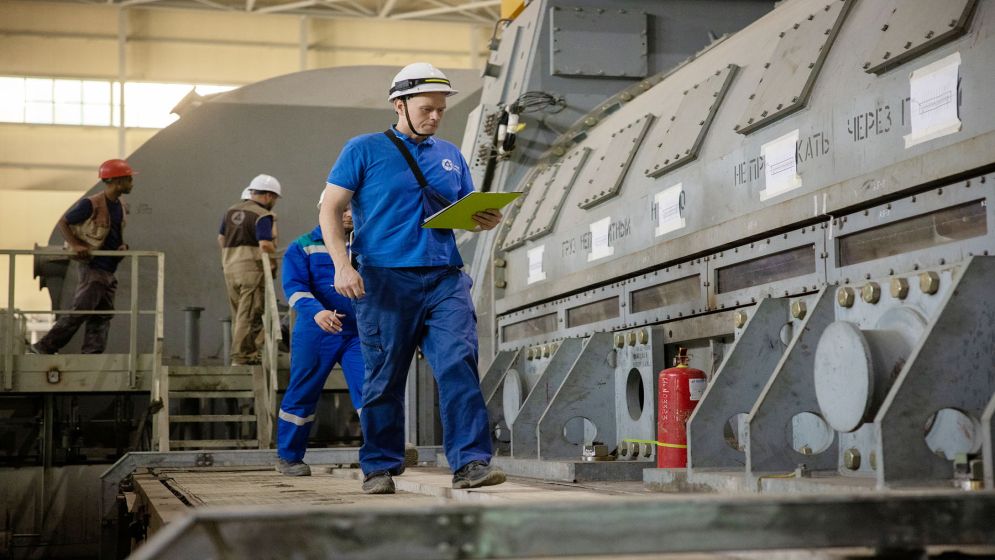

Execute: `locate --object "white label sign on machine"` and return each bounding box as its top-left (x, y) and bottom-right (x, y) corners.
top-left (526, 245), bottom-right (546, 284)
top-left (904, 52), bottom-right (961, 148)
top-left (760, 129), bottom-right (801, 200)
top-left (655, 183), bottom-right (685, 237)
top-left (588, 217), bottom-right (614, 262)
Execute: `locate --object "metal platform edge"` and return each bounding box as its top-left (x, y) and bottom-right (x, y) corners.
top-left (129, 491), bottom-right (995, 559)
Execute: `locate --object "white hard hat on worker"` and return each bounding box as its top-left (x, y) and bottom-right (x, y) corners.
top-left (248, 174), bottom-right (281, 197)
top-left (387, 62), bottom-right (458, 101)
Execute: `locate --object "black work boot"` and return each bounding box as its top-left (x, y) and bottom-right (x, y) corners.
top-left (275, 458), bottom-right (311, 477)
top-left (452, 460), bottom-right (506, 489)
top-left (362, 471), bottom-right (395, 494)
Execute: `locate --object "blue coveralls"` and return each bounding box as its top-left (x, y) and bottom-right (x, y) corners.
top-left (277, 226), bottom-right (365, 463)
top-left (327, 126), bottom-right (493, 476)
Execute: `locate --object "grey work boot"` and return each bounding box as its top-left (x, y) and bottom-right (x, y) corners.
top-left (452, 460), bottom-right (506, 489)
top-left (275, 458), bottom-right (311, 477)
top-left (362, 471), bottom-right (395, 494)
top-left (404, 443), bottom-right (419, 467)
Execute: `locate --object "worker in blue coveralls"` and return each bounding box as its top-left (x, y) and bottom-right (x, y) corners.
top-left (275, 194), bottom-right (364, 476)
top-left (318, 62), bottom-right (507, 494)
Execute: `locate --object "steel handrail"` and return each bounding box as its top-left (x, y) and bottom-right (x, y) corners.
top-left (1, 248), bottom-right (164, 392)
top-left (258, 252), bottom-right (283, 448)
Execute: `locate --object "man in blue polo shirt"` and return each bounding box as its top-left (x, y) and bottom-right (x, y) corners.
top-left (319, 62), bottom-right (505, 494)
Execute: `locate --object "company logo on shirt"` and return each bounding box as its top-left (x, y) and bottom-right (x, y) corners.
top-left (231, 210), bottom-right (245, 225)
top-left (441, 159), bottom-right (458, 172)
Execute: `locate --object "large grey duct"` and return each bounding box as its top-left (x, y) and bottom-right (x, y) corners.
top-left (42, 66), bottom-right (482, 362)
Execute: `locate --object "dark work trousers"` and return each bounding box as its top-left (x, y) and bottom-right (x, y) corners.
top-left (36, 266), bottom-right (117, 354)
top-left (354, 265), bottom-right (492, 476)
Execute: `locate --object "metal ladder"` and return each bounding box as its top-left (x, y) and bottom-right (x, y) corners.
top-left (157, 364), bottom-right (274, 451)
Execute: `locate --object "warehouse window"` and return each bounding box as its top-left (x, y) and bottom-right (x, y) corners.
top-left (0, 76), bottom-right (235, 128)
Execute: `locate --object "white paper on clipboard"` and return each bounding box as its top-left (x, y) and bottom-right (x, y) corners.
top-left (904, 52), bottom-right (961, 149)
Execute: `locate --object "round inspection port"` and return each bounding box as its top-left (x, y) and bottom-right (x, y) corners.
top-left (626, 368), bottom-right (645, 421)
top-left (562, 417), bottom-right (597, 446)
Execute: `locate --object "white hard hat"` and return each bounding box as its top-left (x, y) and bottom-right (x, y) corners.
top-left (247, 174), bottom-right (281, 196)
top-left (388, 62), bottom-right (458, 101)
top-left (240, 187), bottom-right (251, 200)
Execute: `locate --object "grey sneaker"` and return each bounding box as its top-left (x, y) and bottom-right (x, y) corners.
top-left (404, 443), bottom-right (419, 467)
top-left (362, 471), bottom-right (395, 494)
top-left (275, 458), bottom-right (311, 476)
top-left (452, 460), bottom-right (506, 489)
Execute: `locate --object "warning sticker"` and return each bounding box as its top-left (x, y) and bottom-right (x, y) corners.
top-left (688, 378), bottom-right (706, 401)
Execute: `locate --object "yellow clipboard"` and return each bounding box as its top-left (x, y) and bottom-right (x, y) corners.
top-left (421, 191), bottom-right (523, 229)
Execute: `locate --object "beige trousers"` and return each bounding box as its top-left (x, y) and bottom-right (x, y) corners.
top-left (224, 269), bottom-right (265, 364)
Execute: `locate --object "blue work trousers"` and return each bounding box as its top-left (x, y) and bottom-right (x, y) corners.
top-left (354, 265), bottom-right (492, 475)
top-left (277, 324), bottom-right (365, 463)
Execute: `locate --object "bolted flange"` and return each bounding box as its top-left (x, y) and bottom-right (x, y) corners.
top-left (919, 271), bottom-right (940, 294)
top-left (733, 310), bottom-right (748, 328)
top-left (890, 277), bottom-right (909, 299)
top-left (837, 287), bottom-right (855, 308)
top-left (860, 282), bottom-right (881, 304)
top-left (843, 447), bottom-right (861, 470)
top-left (790, 300), bottom-right (807, 320)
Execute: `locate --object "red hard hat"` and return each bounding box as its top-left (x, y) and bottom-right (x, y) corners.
top-left (98, 159), bottom-right (136, 179)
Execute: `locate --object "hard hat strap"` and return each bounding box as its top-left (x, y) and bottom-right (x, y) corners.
top-left (401, 98), bottom-right (435, 138)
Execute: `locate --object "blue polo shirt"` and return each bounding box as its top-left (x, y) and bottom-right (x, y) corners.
top-left (327, 126), bottom-right (474, 268)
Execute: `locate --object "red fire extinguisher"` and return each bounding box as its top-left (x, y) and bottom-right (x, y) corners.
top-left (657, 348), bottom-right (707, 468)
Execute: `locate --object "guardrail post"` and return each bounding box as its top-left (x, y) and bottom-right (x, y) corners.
top-left (128, 256), bottom-right (139, 389)
top-left (183, 306), bottom-right (204, 366)
top-left (4, 253), bottom-right (16, 391)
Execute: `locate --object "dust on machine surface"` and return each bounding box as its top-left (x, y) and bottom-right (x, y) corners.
top-left (7, 0), bottom-right (995, 558)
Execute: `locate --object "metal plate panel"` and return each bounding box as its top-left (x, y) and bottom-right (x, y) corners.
top-left (707, 225), bottom-right (826, 311)
top-left (645, 65), bottom-right (739, 178)
top-left (501, 164), bottom-right (560, 250)
top-left (864, 0), bottom-right (977, 75)
top-left (829, 175), bottom-right (995, 285)
top-left (735, 0), bottom-right (853, 135)
top-left (550, 5), bottom-right (648, 78)
top-left (575, 114), bottom-right (654, 209)
top-left (525, 147), bottom-right (591, 241)
top-left (622, 260), bottom-right (709, 327)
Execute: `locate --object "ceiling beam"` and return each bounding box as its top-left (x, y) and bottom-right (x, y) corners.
top-left (255, 0), bottom-right (317, 14)
top-left (391, 0), bottom-right (500, 20)
top-left (377, 0), bottom-right (398, 18)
